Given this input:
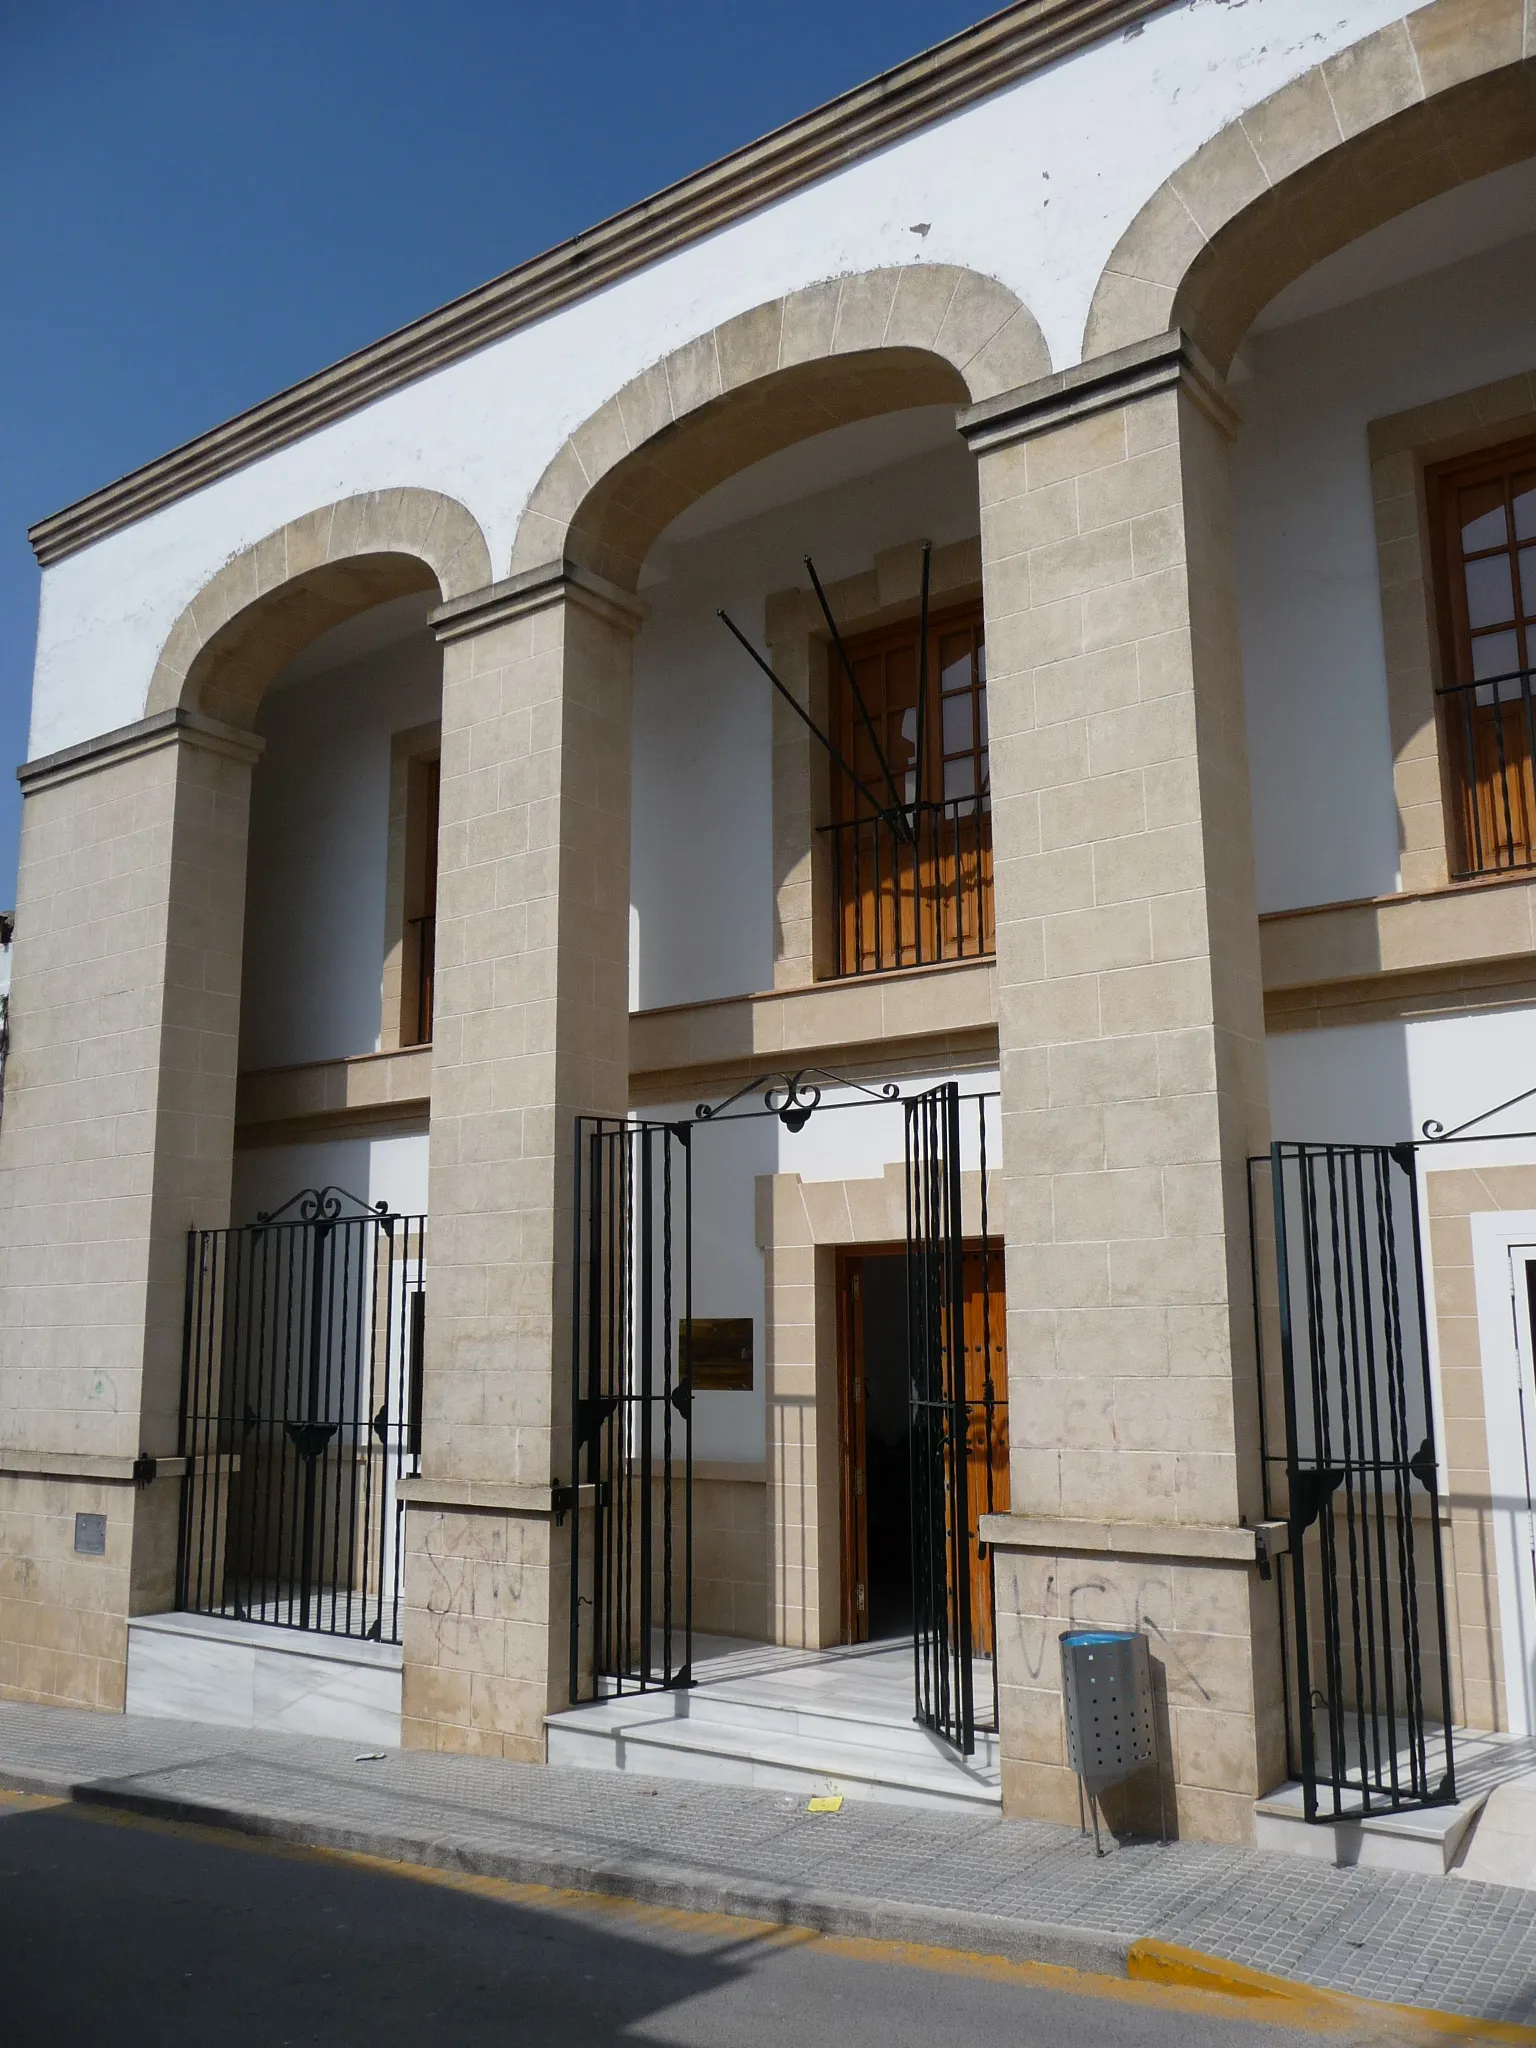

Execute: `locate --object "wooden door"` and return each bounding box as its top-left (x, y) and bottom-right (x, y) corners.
top-left (838, 1255), bottom-right (871, 1643)
top-left (961, 1245), bottom-right (1008, 1655)
top-left (1430, 440), bottom-right (1536, 872)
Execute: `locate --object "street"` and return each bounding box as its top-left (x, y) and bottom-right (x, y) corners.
top-left (0, 1790), bottom-right (1380, 2047)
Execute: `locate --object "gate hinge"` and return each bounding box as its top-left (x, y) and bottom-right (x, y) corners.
top-left (551, 1483), bottom-right (575, 1526)
top-left (1252, 1520), bottom-right (1289, 1582)
top-left (132, 1453), bottom-right (157, 1491)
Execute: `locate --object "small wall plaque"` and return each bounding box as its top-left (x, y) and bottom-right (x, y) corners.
top-left (683, 1318), bottom-right (753, 1392)
top-left (74, 1512), bottom-right (107, 1557)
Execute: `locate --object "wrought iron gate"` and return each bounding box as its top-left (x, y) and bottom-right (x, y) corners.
top-left (905, 1081), bottom-right (1005, 1755)
top-left (567, 1118), bottom-right (693, 1703)
top-left (1257, 1142), bottom-right (1456, 1819)
top-left (177, 1188), bottom-right (425, 1643)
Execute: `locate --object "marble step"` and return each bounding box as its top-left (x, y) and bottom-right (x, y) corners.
top-left (660, 1683), bottom-right (1002, 1769)
top-left (126, 1610), bottom-right (402, 1749)
top-left (1254, 1780), bottom-right (1486, 1874)
top-left (546, 1703), bottom-right (1002, 1811)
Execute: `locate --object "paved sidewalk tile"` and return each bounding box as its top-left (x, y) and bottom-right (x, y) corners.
top-left (0, 1703), bottom-right (1533, 2026)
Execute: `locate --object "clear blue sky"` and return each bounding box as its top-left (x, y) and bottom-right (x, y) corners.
top-left (0, 0), bottom-right (987, 908)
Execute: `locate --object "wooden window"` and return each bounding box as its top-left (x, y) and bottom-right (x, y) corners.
top-left (823, 600), bottom-right (993, 976)
top-left (400, 754), bottom-right (440, 1045)
top-left (1429, 438), bottom-right (1536, 875)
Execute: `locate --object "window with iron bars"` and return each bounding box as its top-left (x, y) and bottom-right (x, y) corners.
top-left (1429, 437), bottom-right (1536, 878)
top-left (819, 601), bottom-right (993, 977)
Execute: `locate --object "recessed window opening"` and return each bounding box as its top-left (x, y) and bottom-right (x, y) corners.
top-left (821, 599), bottom-right (992, 976)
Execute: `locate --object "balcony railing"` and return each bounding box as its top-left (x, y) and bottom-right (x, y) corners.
top-left (1440, 666), bottom-right (1536, 877)
top-left (820, 795), bottom-right (993, 978)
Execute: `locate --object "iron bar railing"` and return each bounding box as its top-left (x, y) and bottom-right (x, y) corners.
top-left (177, 1189), bottom-right (425, 1644)
top-left (1439, 665), bottom-right (1536, 877)
top-left (821, 796), bottom-right (993, 977)
top-left (1250, 1143), bottom-right (1455, 1820)
top-left (905, 1083), bottom-right (1007, 1756)
top-left (568, 1117), bottom-right (693, 1704)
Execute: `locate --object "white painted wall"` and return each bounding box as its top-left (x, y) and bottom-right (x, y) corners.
top-left (229, 1131), bottom-right (430, 1227)
top-left (1235, 214), bottom-right (1536, 913)
top-left (632, 409), bottom-right (977, 1008)
top-left (1267, 1007), bottom-right (1536, 1155)
top-left (239, 612), bottom-right (440, 1071)
top-left (29, 0), bottom-right (1406, 761)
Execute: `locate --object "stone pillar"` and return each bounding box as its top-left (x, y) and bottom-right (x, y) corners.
top-left (0, 709), bottom-right (258, 1711)
top-left (400, 560), bottom-right (640, 1759)
top-left (960, 333), bottom-right (1284, 1845)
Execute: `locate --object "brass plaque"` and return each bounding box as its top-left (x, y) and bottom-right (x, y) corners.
top-left (684, 1317), bottom-right (753, 1391)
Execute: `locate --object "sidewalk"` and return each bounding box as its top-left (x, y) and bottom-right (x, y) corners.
top-left (1, 1700), bottom-right (1533, 2031)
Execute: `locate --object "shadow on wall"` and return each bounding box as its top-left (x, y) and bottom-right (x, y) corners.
top-left (1266, 1021), bottom-right (1413, 1147)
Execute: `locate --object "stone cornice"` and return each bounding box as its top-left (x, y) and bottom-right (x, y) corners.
top-left (18, 705), bottom-right (264, 793)
top-left (958, 328), bottom-right (1240, 451)
top-left (29, 0), bottom-right (1171, 568)
top-left (430, 558), bottom-right (648, 642)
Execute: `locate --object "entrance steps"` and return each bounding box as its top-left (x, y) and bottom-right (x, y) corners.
top-left (126, 1610), bottom-right (402, 1750)
top-left (1254, 1724), bottom-right (1536, 1874)
top-left (545, 1635), bottom-right (1002, 1812)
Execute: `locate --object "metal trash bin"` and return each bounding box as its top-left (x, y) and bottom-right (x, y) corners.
top-left (1059, 1628), bottom-right (1164, 1853)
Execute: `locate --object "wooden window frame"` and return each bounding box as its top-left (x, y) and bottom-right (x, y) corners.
top-left (1426, 434), bottom-right (1536, 878)
top-left (822, 598), bottom-right (993, 979)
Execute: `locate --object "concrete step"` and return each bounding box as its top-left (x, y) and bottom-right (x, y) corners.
top-left (1254, 1780), bottom-right (1486, 1874)
top-left (546, 1700), bottom-right (1002, 1811)
top-left (652, 1683), bottom-right (1002, 1770)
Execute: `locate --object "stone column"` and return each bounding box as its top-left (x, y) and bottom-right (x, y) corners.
top-left (960, 333), bottom-right (1284, 1845)
top-left (0, 709), bottom-right (258, 1711)
top-left (399, 560), bottom-right (640, 1760)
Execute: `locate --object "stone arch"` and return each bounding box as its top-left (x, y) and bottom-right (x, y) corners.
top-left (510, 264), bottom-right (1049, 590)
top-left (1084, 0), bottom-right (1536, 372)
top-left (148, 487), bottom-right (493, 729)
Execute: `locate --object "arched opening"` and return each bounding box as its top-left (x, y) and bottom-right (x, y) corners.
top-left (532, 273), bottom-right (1038, 1727)
top-left (147, 493), bottom-right (490, 1665)
top-left (1136, 39), bottom-right (1536, 1792)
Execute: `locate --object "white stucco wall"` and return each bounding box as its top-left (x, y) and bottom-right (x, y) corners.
top-left (230, 1131), bottom-right (430, 1227)
top-left (28, 0), bottom-right (1407, 763)
top-left (632, 410), bottom-right (977, 1008)
top-left (239, 620), bottom-right (440, 1071)
top-left (1235, 218), bottom-right (1536, 913)
top-left (1267, 1008), bottom-right (1536, 1155)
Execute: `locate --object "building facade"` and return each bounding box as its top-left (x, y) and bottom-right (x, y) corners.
top-left (4, 0), bottom-right (1536, 1851)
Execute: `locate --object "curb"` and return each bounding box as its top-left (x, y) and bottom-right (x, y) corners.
top-left (0, 1764), bottom-right (1128, 1979)
top-left (7, 1763), bottom-right (1536, 2041)
top-left (1130, 1941), bottom-right (1536, 2044)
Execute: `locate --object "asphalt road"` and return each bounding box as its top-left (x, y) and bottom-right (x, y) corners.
top-left (0, 1790), bottom-right (1377, 2047)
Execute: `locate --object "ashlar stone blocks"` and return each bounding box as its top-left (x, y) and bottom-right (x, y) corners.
top-left (964, 334), bottom-right (1281, 1842)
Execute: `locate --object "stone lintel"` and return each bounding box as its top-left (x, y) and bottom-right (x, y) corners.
top-left (18, 705), bottom-right (265, 794)
top-left (957, 329), bottom-right (1240, 453)
top-left (430, 558), bottom-right (648, 642)
top-left (979, 1512), bottom-right (1289, 1567)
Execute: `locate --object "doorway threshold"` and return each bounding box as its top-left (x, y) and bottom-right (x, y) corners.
top-left (546, 1634), bottom-right (1001, 1812)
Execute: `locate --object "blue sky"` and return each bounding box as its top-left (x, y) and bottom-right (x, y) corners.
top-left (0, 0), bottom-right (986, 906)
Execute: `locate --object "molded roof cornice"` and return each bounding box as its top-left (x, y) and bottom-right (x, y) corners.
top-left (29, 0), bottom-right (1169, 567)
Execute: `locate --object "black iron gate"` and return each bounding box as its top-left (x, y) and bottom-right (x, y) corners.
top-left (905, 1080), bottom-right (1005, 1756)
top-left (177, 1188), bottom-right (425, 1643)
top-left (1256, 1142), bottom-right (1456, 1820)
top-left (567, 1117), bottom-right (693, 1703)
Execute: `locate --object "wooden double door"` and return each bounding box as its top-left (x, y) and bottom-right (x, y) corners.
top-left (837, 1243), bottom-right (1008, 1653)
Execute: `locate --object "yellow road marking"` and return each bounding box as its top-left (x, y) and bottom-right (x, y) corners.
top-left (12, 1791), bottom-right (1534, 2043)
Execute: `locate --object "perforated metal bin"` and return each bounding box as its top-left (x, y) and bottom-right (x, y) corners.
top-left (1060, 1628), bottom-right (1161, 1848)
